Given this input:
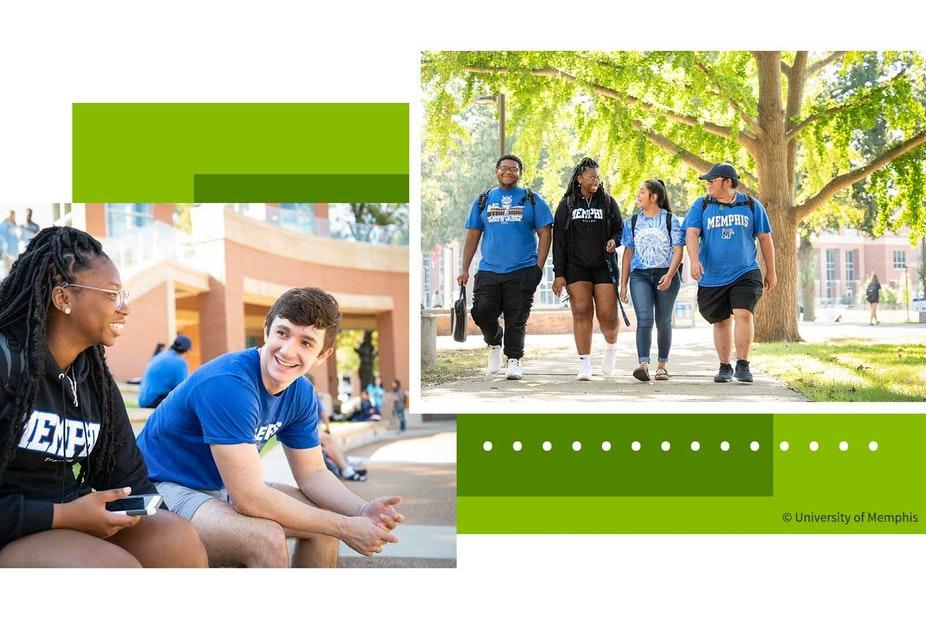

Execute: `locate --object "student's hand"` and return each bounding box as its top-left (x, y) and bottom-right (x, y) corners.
top-left (605, 239), bottom-right (617, 253)
top-left (53, 487), bottom-right (141, 539)
top-left (657, 273), bottom-right (672, 291)
top-left (343, 516), bottom-right (399, 557)
top-left (360, 496), bottom-right (405, 531)
top-left (690, 260), bottom-right (704, 281)
top-left (619, 285), bottom-right (629, 304)
top-left (456, 271), bottom-right (469, 286)
top-left (764, 271), bottom-right (777, 291)
top-left (552, 277), bottom-right (566, 297)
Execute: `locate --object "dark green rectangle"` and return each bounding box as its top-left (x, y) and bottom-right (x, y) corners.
top-left (192, 173), bottom-right (408, 202)
top-left (458, 414), bottom-right (772, 497)
top-left (73, 103), bottom-right (408, 202)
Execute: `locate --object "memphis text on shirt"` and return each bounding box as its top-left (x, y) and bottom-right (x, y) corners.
top-left (17, 410), bottom-right (101, 460)
top-left (706, 213), bottom-right (751, 230)
top-left (255, 421), bottom-right (282, 445)
top-left (571, 207), bottom-right (604, 220)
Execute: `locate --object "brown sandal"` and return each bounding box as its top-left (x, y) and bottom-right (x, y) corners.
top-left (655, 367), bottom-right (669, 381)
top-left (633, 364), bottom-right (651, 382)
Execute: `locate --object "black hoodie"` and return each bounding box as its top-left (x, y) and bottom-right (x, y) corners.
top-left (0, 338), bottom-right (155, 548)
top-left (553, 191), bottom-right (623, 276)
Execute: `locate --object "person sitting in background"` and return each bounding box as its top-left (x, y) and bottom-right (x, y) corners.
top-left (351, 391), bottom-right (381, 422)
top-left (313, 385), bottom-right (367, 481)
top-left (138, 335), bottom-right (192, 408)
top-left (391, 379), bottom-right (406, 432)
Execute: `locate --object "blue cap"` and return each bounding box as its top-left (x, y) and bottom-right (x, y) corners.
top-left (698, 162), bottom-right (739, 182)
top-left (171, 334), bottom-right (192, 352)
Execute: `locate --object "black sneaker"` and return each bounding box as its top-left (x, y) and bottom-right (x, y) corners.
top-left (734, 360), bottom-right (753, 383)
top-left (714, 363), bottom-right (734, 383)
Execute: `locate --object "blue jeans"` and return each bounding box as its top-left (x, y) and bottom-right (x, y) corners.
top-left (629, 268), bottom-right (681, 363)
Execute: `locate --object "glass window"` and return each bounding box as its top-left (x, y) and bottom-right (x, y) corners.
top-left (106, 204), bottom-right (153, 237)
top-left (893, 250), bottom-right (906, 269)
top-left (845, 250), bottom-right (857, 282)
top-left (422, 253), bottom-right (431, 307)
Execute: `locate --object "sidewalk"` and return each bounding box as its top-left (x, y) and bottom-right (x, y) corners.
top-left (423, 314), bottom-right (925, 413)
top-left (263, 422), bottom-right (457, 568)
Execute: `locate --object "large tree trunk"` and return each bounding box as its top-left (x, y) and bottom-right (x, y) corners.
top-left (753, 52), bottom-right (801, 342)
top-left (798, 234), bottom-right (818, 322)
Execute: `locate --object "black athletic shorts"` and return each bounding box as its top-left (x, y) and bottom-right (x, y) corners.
top-left (697, 269), bottom-right (764, 324)
top-left (565, 263), bottom-right (611, 285)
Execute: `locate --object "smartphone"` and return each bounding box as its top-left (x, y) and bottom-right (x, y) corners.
top-left (105, 494), bottom-right (163, 516)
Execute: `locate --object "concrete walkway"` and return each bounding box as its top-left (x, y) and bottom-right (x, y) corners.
top-left (263, 422), bottom-right (456, 568)
top-left (424, 329), bottom-right (806, 412)
top-left (422, 312), bottom-right (925, 412)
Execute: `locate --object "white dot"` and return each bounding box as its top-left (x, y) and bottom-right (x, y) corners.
top-left (661, 441), bottom-right (671, 452)
top-left (512, 441), bottom-right (522, 452)
top-left (809, 441), bottom-right (819, 452)
top-left (720, 441), bottom-right (730, 452)
top-left (572, 441), bottom-right (582, 452)
top-left (631, 441), bottom-right (641, 452)
top-left (750, 441), bottom-right (760, 452)
top-left (690, 441), bottom-right (700, 452)
top-left (839, 441), bottom-right (849, 452)
top-left (601, 441), bottom-right (612, 452)
top-left (869, 440), bottom-right (879, 452)
top-left (542, 441), bottom-right (552, 452)
top-left (483, 441), bottom-right (493, 452)
top-left (779, 441), bottom-right (790, 452)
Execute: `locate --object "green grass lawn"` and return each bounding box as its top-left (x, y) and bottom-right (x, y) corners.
top-left (422, 348), bottom-right (489, 386)
top-left (752, 339), bottom-right (926, 402)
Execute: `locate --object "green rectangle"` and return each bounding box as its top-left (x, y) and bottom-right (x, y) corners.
top-left (459, 414), bottom-right (772, 497)
top-left (458, 414), bottom-right (926, 533)
top-left (73, 103), bottom-right (408, 202)
top-left (192, 173), bottom-right (408, 202)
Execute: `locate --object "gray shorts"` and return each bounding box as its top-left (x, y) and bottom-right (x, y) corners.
top-left (155, 481), bottom-right (233, 521)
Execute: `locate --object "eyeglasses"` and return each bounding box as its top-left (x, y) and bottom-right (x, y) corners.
top-left (706, 177), bottom-right (724, 184)
top-left (63, 283), bottom-right (129, 309)
top-left (497, 165), bottom-right (521, 173)
top-left (580, 175), bottom-right (601, 183)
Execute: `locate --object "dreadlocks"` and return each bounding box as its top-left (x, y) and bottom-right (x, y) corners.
top-left (563, 157), bottom-right (609, 203)
top-left (0, 226), bottom-right (118, 485)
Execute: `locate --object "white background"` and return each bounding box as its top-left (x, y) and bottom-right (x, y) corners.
top-left (1, 2), bottom-right (925, 615)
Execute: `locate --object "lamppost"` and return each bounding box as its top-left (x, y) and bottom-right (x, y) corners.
top-left (475, 94), bottom-right (506, 159)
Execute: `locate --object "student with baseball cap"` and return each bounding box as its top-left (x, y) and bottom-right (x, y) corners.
top-left (683, 163), bottom-right (777, 383)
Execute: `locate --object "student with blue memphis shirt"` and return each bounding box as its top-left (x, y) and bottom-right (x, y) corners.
top-left (619, 179), bottom-right (685, 382)
top-left (137, 288), bottom-right (403, 567)
top-left (457, 154), bottom-right (554, 380)
top-left (137, 334), bottom-right (192, 408)
top-left (683, 163), bottom-right (777, 383)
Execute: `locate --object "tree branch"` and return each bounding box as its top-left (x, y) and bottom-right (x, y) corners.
top-left (692, 58), bottom-right (762, 136)
top-left (806, 51), bottom-right (847, 77)
top-left (792, 130), bottom-right (926, 223)
top-left (781, 60), bottom-right (791, 75)
top-left (464, 65), bottom-right (758, 153)
top-left (786, 69), bottom-right (907, 141)
top-left (634, 120), bottom-right (758, 195)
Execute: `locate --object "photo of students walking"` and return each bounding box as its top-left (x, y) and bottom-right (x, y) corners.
top-left (619, 179), bottom-right (684, 382)
top-left (552, 157), bottom-right (623, 380)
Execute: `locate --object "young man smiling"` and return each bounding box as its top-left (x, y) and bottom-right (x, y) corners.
top-left (136, 287), bottom-right (402, 567)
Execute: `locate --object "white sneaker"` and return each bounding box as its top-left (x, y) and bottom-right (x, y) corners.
top-left (505, 358), bottom-right (523, 380)
top-left (487, 345), bottom-right (502, 374)
top-left (577, 356), bottom-right (592, 381)
top-left (602, 345), bottom-right (617, 376)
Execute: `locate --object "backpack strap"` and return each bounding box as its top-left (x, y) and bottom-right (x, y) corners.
top-left (665, 211), bottom-right (673, 237)
top-left (630, 213), bottom-right (638, 238)
top-left (477, 188), bottom-right (492, 212)
top-left (519, 188), bottom-right (535, 206)
top-left (0, 331), bottom-right (25, 407)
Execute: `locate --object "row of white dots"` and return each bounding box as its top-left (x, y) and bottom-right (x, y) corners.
top-left (484, 440), bottom-right (879, 452)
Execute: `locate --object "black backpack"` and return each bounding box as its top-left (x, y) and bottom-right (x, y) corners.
top-left (0, 332), bottom-right (25, 420)
top-left (477, 187), bottom-right (536, 211)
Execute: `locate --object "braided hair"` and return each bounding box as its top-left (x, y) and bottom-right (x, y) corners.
top-left (0, 226), bottom-right (119, 485)
top-left (563, 157), bottom-right (609, 204)
top-left (643, 178), bottom-right (673, 213)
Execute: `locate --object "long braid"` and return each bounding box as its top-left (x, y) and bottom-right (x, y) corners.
top-left (562, 157), bottom-right (610, 204)
top-left (0, 226), bottom-right (118, 482)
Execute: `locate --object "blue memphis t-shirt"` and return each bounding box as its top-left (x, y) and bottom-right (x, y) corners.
top-left (137, 347), bottom-right (319, 491)
top-left (682, 193), bottom-right (773, 287)
top-left (465, 186), bottom-right (554, 273)
top-left (137, 349), bottom-right (188, 407)
top-left (620, 211), bottom-right (685, 271)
